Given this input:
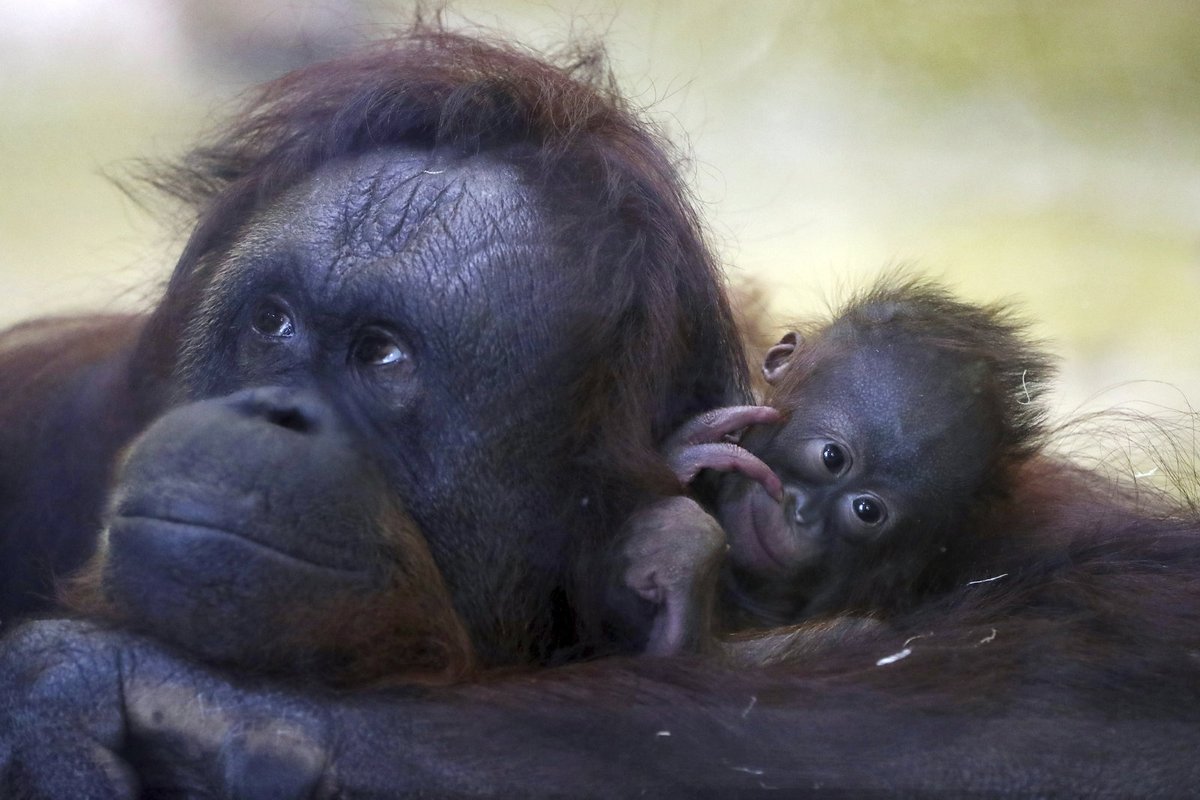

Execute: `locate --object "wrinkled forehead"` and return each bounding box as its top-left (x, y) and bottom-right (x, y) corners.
top-left (230, 147), bottom-right (557, 321)
top-left (273, 148), bottom-right (538, 250)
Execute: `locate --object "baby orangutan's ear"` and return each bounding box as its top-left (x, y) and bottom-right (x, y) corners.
top-left (762, 332), bottom-right (800, 385)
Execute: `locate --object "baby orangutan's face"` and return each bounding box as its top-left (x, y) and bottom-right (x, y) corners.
top-left (719, 337), bottom-right (995, 581)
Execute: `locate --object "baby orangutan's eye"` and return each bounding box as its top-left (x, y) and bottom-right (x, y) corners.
top-left (821, 443), bottom-right (847, 474)
top-left (852, 495), bottom-right (885, 525)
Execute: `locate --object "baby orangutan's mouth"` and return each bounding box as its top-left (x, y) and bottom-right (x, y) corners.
top-left (718, 480), bottom-right (824, 576)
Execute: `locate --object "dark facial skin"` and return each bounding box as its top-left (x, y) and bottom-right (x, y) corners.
top-left (719, 333), bottom-right (998, 622)
top-left (168, 148), bottom-right (582, 664)
top-left (71, 387), bottom-right (470, 683)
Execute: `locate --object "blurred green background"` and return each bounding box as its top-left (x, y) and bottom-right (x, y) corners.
top-left (2, 0), bottom-right (1198, 417)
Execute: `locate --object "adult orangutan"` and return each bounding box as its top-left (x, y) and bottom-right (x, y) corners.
top-left (0, 29), bottom-right (743, 668)
top-left (1, 26), bottom-right (1199, 798)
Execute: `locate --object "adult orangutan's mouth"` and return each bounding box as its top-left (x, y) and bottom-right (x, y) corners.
top-left (110, 514), bottom-right (368, 576)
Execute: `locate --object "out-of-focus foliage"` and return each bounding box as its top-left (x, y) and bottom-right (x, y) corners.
top-left (1, 0), bottom-right (1197, 414)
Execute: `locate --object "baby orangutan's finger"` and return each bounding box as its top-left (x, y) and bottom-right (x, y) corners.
top-left (668, 406), bottom-right (782, 449)
top-left (671, 442), bottom-right (783, 501)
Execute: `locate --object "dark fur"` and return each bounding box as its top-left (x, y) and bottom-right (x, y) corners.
top-left (631, 278), bottom-right (1200, 702)
top-left (722, 278), bottom-right (1200, 712)
top-left (1, 27), bottom-right (1200, 798)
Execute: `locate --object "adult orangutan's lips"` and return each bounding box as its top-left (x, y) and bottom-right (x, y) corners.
top-left (109, 515), bottom-right (370, 576)
top-left (110, 490), bottom-right (371, 574)
top-left (112, 491), bottom-right (255, 538)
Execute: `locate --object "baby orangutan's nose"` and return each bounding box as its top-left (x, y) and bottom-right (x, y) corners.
top-left (784, 486), bottom-right (819, 526)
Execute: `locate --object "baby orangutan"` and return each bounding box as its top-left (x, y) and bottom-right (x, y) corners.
top-left (623, 277), bottom-right (1052, 655)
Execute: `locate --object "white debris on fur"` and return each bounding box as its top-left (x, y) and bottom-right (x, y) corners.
top-left (742, 695), bottom-right (757, 718)
top-left (731, 766), bottom-right (765, 776)
top-left (966, 573), bottom-right (1008, 586)
top-left (875, 647), bottom-right (912, 666)
top-left (656, 730), bottom-right (671, 737)
top-left (979, 628), bottom-right (998, 644)
top-left (903, 633), bottom-right (932, 648)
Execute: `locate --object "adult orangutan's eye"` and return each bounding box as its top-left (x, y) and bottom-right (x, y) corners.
top-left (821, 443), bottom-right (847, 474)
top-left (352, 329), bottom-right (410, 367)
top-left (250, 298), bottom-right (295, 339)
